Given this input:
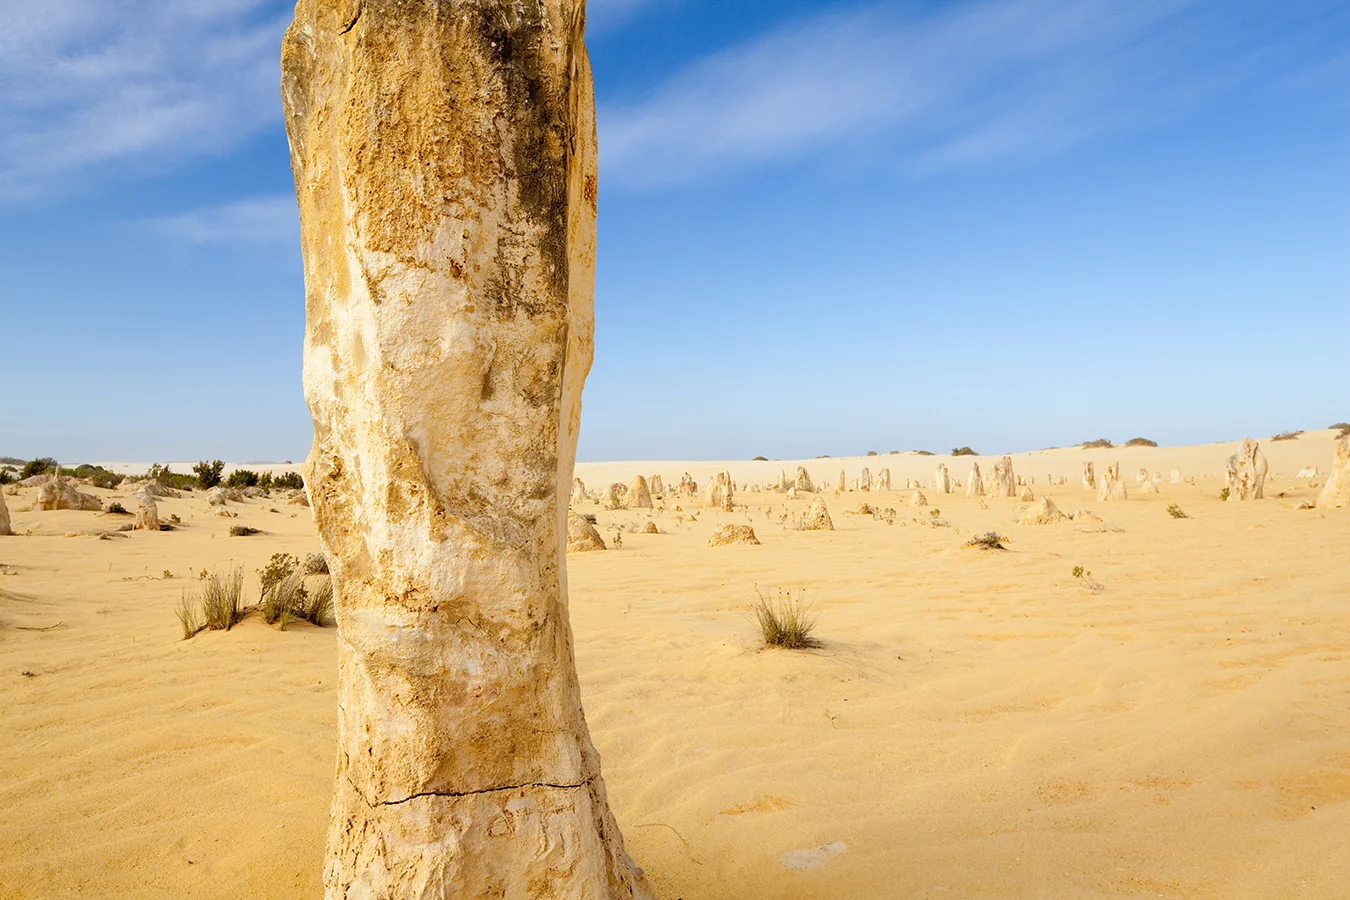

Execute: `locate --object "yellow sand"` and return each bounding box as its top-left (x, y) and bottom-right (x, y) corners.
top-left (2, 431), bottom-right (1347, 898)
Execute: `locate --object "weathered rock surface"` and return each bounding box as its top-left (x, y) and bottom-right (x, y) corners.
top-left (1316, 439), bottom-right (1349, 509)
top-left (567, 514), bottom-right (607, 552)
top-left (1097, 463), bottom-right (1128, 501)
top-left (966, 463), bottom-right (984, 497)
top-left (837, 470), bottom-right (846, 492)
top-left (1082, 462), bottom-right (1096, 490)
top-left (1096, 461), bottom-right (1128, 504)
top-left (648, 475), bottom-right (664, 496)
top-left (207, 487), bottom-right (244, 506)
top-left (704, 471), bottom-right (734, 511)
top-left (0, 488), bottom-right (10, 535)
top-left (859, 467), bottom-right (872, 492)
top-left (135, 496), bottom-right (160, 532)
top-left (1140, 480), bottom-right (1160, 494)
top-left (603, 482), bottom-right (627, 510)
top-left (874, 468), bottom-right (891, 492)
top-left (708, 524), bottom-right (760, 547)
top-left (909, 490), bottom-right (928, 507)
top-left (283, 3), bottom-right (650, 897)
top-left (1225, 438), bottom-right (1268, 501)
top-left (571, 478), bottom-right (588, 505)
top-left (1019, 486), bottom-right (1035, 502)
top-left (1170, 468), bottom-right (1184, 484)
top-left (33, 476), bottom-right (102, 512)
top-left (627, 475), bottom-right (652, 510)
top-left (794, 466), bottom-right (814, 493)
top-left (934, 464), bottom-right (951, 495)
top-left (987, 456), bottom-right (1016, 497)
top-left (1019, 496), bottom-right (1069, 525)
top-left (802, 498), bottom-right (834, 531)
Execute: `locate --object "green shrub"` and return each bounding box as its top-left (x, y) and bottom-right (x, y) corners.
top-left (19, 457), bottom-right (58, 479)
top-left (753, 587), bottom-right (819, 649)
top-left (106, 502), bottom-right (128, 515)
top-left (226, 469), bottom-right (260, 489)
top-left (1124, 437), bottom-right (1158, 448)
top-left (951, 446), bottom-right (978, 456)
top-left (914, 450), bottom-right (934, 456)
top-left (1269, 430), bottom-right (1302, 442)
top-left (1167, 503), bottom-right (1190, 519)
top-left (1219, 487), bottom-right (1230, 501)
top-left (229, 525), bottom-right (261, 537)
top-left (0, 470), bottom-right (12, 486)
top-left (274, 471), bottom-right (303, 490)
top-left (258, 553), bottom-right (301, 597)
top-left (193, 460), bottom-right (225, 488)
top-left (1081, 439), bottom-right (1113, 449)
top-left (146, 463), bottom-right (197, 492)
top-left (303, 552), bottom-right (329, 575)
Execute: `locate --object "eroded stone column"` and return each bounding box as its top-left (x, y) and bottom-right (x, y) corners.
top-left (282, 2), bottom-right (650, 896)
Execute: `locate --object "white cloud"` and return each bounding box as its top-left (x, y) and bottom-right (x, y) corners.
top-left (588, 0), bottom-right (666, 34)
top-left (598, 0), bottom-right (1347, 188)
top-left (0, 1), bottom-right (289, 201)
top-left (148, 195), bottom-right (298, 244)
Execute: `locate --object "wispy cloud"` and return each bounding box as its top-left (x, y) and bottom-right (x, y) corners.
top-left (147, 195), bottom-right (298, 244)
top-left (0, 1), bottom-right (289, 202)
top-left (588, 0), bottom-right (668, 35)
top-left (598, 0), bottom-right (1349, 188)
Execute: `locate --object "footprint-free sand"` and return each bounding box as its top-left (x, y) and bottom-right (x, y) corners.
top-left (2, 432), bottom-right (1347, 898)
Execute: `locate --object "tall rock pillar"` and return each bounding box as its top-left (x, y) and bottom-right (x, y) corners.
top-left (282, 2), bottom-right (650, 896)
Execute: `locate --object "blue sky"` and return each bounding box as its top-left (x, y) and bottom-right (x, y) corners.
top-left (1, 0), bottom-right (1346, 464)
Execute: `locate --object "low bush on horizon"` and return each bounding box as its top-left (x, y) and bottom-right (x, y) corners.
top-left (753, 586), bottom-right (819, 650)
top-left (19, 457), bottom-right (58, 480)
top-left (193, 460), bottom-right (225, 488)
top-left (1081, 439), bottom-right (1114, 449)
top-left (752, 456), bottom-right (768, 461)
top-left (951, 446), bottom-right (978, 456)
top-left (227, 469), bottom-right (261, 489)
top-left (274, 471), bottom-right (304, 491)
top-left (914, 450), bottom-right (935, 456)
top-left (1124, 437), bottom-right (1158, 448)
top-left (1270, 430), bottom-right (1303, 442)
top-left (144, 463), bottom-right (197, 492)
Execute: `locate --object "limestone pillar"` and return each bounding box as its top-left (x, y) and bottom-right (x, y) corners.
top-left (282, 2), bottom-right (650, 896)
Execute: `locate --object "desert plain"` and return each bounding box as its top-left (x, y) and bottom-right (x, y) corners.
top-left (1, 431), bottom-right (1347, 899)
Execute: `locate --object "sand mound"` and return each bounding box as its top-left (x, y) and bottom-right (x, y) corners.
top-left (566, 514), bottom-right (607, 552)
top-left (802, 498), bottom-right (834, 531)
top-left (1019, 496), bottom-right (1069, 525)
top-left (707, 524), bottom-right (759, 547)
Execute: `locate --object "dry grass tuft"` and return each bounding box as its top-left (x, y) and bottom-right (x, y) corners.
top-left (200, 567), bottom-right (244, 631)
top-left (303, 552), bottom-right (329, 575)
top-left (964, 532), bottom-right (1008, 550)
top-left (754, 587), bottom-right (819, 649)
top-left (297, 577), bottom-right (333, 626)
top-left (262, 571), bottom-right (307, 629)
top-left (175, 593), bottom-right (203, 640)
top-left (1269, 430), bottom-right (1303, 442)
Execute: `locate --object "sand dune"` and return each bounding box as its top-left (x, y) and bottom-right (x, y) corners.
top-left (1, 432), bottom-right (1347, 898)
